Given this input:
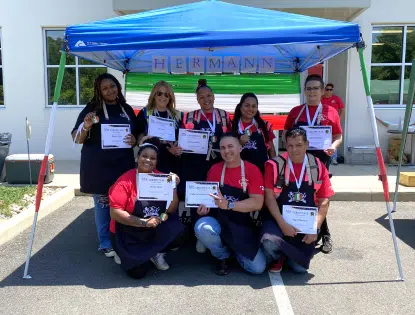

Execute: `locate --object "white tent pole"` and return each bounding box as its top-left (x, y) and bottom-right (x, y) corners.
top-left (357, 46), bottom-right (404, 281)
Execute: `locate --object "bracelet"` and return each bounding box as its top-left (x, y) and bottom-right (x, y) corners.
top-left (82, 126), bottom-right (90, 132)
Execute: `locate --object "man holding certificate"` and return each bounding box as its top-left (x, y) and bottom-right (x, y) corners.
top-left (261, 128), bottom-right (334, 273)
top-left (284, 74), bottom-right (342, 254)
top-left (194, 133), bottom-right (266, 276)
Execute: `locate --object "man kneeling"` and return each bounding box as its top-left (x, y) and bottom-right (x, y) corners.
top-left (261, 128), bottom-right (334, 273)
top-left (194, 133), bottom-right (266, 276)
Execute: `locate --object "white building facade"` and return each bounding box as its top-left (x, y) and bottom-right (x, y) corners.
top-left (0, 0), bottom-right (414, 162)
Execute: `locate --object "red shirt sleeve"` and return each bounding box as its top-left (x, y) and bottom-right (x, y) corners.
top-left (284, 110), bottom-right (296, 130)
top-left (109, 170), bottom-right (135, 210)
top-left (316, 164), bottom-right (335, 199)
top-left (246, 163), bottom-right (264, 195)
top-left (264, 162), bottom-right (276, 190)
top-left (267, 123), bottom-right (276, 141)
top-left (335, 96), bottom-right (345, 109)
top-left (330, 107), bottom-right (343, 135)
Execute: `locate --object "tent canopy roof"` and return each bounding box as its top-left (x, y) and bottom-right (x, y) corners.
top-left (64, 0), bottom-right (361, 73)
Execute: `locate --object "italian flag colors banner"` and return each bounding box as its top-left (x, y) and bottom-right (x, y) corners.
top-left (126, 73), bottom-right (301, 114)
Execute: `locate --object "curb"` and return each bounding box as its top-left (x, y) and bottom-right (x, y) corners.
top-left (0, 186), bottom-right (75, 247)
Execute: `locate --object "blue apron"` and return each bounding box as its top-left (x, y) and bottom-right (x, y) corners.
top-left (260, 180), bottom-right (316, 269)
top-left (80, 104), bottom-right (135, 195)
top-left (115, 199), bottom-right (184, 271)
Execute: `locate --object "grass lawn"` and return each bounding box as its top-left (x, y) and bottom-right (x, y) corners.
top-left (0, 186), bottom-right (37, 218)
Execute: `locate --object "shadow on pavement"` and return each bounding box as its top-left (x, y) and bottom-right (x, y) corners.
top-left (375, 214), bottom-right (415, 250)
top-left (0, 208), bottom-right (270, 290)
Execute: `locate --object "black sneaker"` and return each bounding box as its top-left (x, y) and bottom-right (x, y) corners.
top-left (215, 259), bottom-right (229, 276)
top-left (320, 235), bottom-right (333, 254)
top-left (102, 248), bottom-right (115, 258)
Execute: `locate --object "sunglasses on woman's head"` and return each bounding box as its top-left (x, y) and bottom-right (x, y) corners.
top-left (156, 91), bottom-right (170, 98)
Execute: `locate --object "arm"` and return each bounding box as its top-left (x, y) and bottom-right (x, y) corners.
top-left (110, 207), bottom-right (149, 228)
top-left (268, 140), bottom-right (277, 158)
top-left (332, 133), bottom-right (342, 150)
top-left (71, 111), bottom-right (95, 144)
top-left (166, 189), bottom-right (179, 213)
top-left (316, 198), bottom-right (329, 229)
top-left (338, 108), bottom-right (345, 119)
top-left (232, 194), bottom-right (264, 213)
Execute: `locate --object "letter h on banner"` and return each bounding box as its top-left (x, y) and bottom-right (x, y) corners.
top-left (152, 56), bottom-right (168, 73)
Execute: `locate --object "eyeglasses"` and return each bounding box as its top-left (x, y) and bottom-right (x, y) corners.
top-left (306, 87), bottom-right (321, 92)
top-left (156, 91), bottom-right (170, 98)
top-left (325, 88), bottom-right (333, 91)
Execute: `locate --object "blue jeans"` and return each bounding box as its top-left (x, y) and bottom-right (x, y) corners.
top-left (92, 194), bottom-right (112, 250)
top-left (194, 216), bottom-right (266, 275)
top-left (262, 239), bottom-right (308, 273)
top-left (331, 149), bottom-right (338, 161)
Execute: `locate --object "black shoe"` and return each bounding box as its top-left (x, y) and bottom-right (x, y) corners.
top-left (320, 235), bottom-right (333, 254)
top-left (102, 248), bottom-right (115, 257)
top-left (215, 259), bottom-right (229, 276)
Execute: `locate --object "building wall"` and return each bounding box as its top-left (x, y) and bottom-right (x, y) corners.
top-left (347, 0), bottom-right (415, 160)
top-left (0, 0), bottom-right (116, 160)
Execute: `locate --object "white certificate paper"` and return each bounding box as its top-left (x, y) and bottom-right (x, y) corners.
top-left (185, 181), bottom-right (219, 208)
top-left (148, 116), bottom-right (176, 142)
top-left (300, 126), bottom-right (332, 150)
top-left (282, 205), bottom-right (318, 234)
top-left (178, 129), bottom-right (209, 154)
top-left (137, 173), bottom-right (173, 201)
top-left (101, 124), bottom-right (131, 149)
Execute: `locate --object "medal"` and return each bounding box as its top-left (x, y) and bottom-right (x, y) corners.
top-left (160, 213), bottom-right (168, 221)
top-left (294, 192), bottom-right (302, 202)
top-left (244, 129), bottom-right (251, 136)
top-left (91, 115), bottom-right (99, 124)
top-left (210, 135), bottom-right (217, 143)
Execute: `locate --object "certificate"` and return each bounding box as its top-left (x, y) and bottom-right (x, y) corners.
top-left (178, 129), bottom-right (209, 154)
top-left (101, 124), bottom-right (131, 149)
top-left (148, 116), bottom-right (176, 142)
top-left (185, 181), bottom-right (219, 208)
top-left (300, 126), bottom-right (332, 150)
top-left (282, 205), bottom-right (318, 234)
top-left (137, 173), bottom-right (173, 201)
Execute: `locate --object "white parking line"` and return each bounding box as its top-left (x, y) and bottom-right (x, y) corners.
top-left (268, 272), bottom-right (295, 315)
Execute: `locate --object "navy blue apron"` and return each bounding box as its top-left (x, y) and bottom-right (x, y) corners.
top-left (261, 180), bottom-right (316, 269)
top-left (240, 129), bottom-right (269, 174)
top-left (115, 200), bottom-right (184, 271)
top-left (178, 111), bottom-right (224, 200)
top-left (216, 183), bottom-right (259, 261)
top-left (80, 103), bottom-right (135, 195)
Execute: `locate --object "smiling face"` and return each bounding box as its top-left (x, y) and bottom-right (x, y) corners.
top-left (286, 135), bottom-right (309, 164)
top-left (305, 80), bottom-right (324, 105)
top-left (197, 87), bottom-right (215, 112)
top-left (137, 148), bottom-right (158, 173)
top-left (100, 78), bottom-right (119, 104)
top-left (219, 136), bottom-right (241, 164)
top-left (324, 85), bottom-right (333, 98)
top-left (240, 97), bottom-right (258, 121)
top-left (155, 86), bottom-right (171, 109)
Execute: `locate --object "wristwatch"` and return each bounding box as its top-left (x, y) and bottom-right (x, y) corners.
top-left (227, 201), bottom-right (235, 211)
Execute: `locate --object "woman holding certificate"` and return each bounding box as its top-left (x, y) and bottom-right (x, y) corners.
top-left (109, 139), bottom-right (183, 279)
top-left (194, 134), bottom-right (266, 276)
top-left (71, 73), bottom-right (137, 259)
top-left (231, 93), bottom-right (276, 173)
top-left (136, 81), bottom-right (183, 173)
top-left (178, 79), bottom-right (232, 198)
top-left (283, 74), bottom-right (342, 254)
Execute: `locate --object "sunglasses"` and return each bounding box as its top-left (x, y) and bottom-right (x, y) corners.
top-left (325, 88), bottom-right (333, 91)
top-left (156, 91), bottom-right (170, 98)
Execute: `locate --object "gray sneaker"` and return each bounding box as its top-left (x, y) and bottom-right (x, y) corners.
top-left (332, 158), bottom-right (338, 165)
top-left (150, 253), bottom-right (169, 270)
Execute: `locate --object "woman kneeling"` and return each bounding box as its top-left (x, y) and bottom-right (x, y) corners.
top-left (109, 138), bottom-right (183, 279)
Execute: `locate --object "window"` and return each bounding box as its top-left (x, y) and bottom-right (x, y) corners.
top-left (44, 29), bottom-right (106, 106)
top-left (0, 30), bottom-right (3, 106)
top-left (371, 25), bottom-right (415, 106)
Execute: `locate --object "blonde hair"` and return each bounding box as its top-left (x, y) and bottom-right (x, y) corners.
top-left (147, 81), bottom-right (176, 113)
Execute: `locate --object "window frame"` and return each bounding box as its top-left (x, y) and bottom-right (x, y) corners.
top-left (43, 27), bottom-right (106, 108)
top-left (0, 28), bottom-right (4, 107)
top-left (371, 24), bottom-right (415, 109)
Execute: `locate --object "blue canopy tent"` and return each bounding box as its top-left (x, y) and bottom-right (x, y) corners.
top-left (24, 0), bottom-right (404, 280)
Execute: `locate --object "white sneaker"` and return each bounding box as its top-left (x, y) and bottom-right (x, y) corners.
top-left (114, 253), bottom-right (121, 265)
top-left (150, 253), bottom-right (169, 270)
top-left (332, 158), bottom-right (338, 165)
top-left (196, 240), bottom-right (207, 253)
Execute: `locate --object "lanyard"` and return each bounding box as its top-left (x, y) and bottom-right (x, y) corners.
top-left (102, 102), bottom-right (130, 121)
top-left (220, 160), bottom-right (247, 193)
top-left (154, 108), bottom-right (172, 120)
top-left (287, 156), bottom-right (308, 191)
top-left (305, 103), bottom-right (322, 126)
top-left (200, 109), bottom-right (216, 134)
top-left (238, 118), bottom-right (256, 134)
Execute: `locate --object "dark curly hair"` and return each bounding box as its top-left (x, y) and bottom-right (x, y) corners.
top-left (89, 73), bottom-right (126, 111)
top-left (231, 92), bottom-right (270, 142)
top-left (195, 78), bottom-right (213, 93)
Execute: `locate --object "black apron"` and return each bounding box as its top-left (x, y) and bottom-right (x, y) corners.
top-left (178, 112), bottom-right (224, 200)
top-left (80, 104), bottom-right (135, 195)
top-left (115, 200), bottom-right (184, 271)
top-left (261, 178), bottom-right (316, 269)
top-left (240, 129), bottom-right (269, 174)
